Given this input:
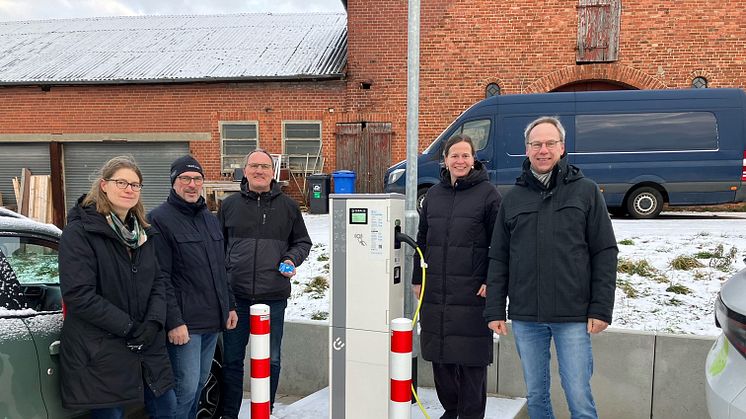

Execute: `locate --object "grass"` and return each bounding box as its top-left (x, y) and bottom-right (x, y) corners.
top-left (310, 311), bottom-right (329, 320)
top-left (304, 276), bottom-right (329, 299)
top-left (617, 258), bottom-right (658, 277)
top-left (694, 251), bottom-right (716, 259)
top-left (666, 284), bottom-right (692, 295)
top-left (670, 255), bottom-right (704, 270)
top-left (616, 279), bottom-right (638, 298)
top-left (618, 239), bottom-right (635, 246)
top-left (317, 253), bottom-right (329, 262)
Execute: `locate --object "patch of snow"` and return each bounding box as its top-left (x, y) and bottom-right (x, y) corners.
top-left (241, 386), bottom-right (526, 419)
top-left (290, 212), bottom-right (746, 337)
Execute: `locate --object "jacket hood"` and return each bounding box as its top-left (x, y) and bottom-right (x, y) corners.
top-left (239, 176), bottom-right (283, 200)
top-left (439, 159), bottom-right (489, 190)
top-left (516, 156), bottom-right (584, 189)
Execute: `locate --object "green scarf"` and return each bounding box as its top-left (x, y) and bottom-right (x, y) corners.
top-left (107, 213), bottom-right (147, 249)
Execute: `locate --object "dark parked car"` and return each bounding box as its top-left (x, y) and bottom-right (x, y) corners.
top-left (0, 208), bottom-right (223, 418)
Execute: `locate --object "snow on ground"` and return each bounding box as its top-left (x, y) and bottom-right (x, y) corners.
top-left (289, 211), bottom-right (746, 336)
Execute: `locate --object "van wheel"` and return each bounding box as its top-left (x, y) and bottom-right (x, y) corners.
top-left (417, 187), bottom-right (429, 213)
top-left (626, 187), bottom-right (663, 219)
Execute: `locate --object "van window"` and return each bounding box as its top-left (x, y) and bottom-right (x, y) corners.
top-left (576, 112), bottom-right (718, 152)
top-left (461, 119), bottom-right (491, 151)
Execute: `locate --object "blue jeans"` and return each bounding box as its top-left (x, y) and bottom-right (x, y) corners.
top-left (221, 298), bottom-right (287, 417)
top-left (91, 385), bottom-right (176, 419)
top-left (512, 321), bottom-right (597, 419)
top-left (168, 332), bottom-right (219, 419)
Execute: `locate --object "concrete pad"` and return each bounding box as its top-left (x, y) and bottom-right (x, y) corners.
top-left (652, 333), bottom-right (715, 419)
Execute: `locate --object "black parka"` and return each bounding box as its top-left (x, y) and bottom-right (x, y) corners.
top-left (413, 161), bottom-right (502, 366)
top-left (218, 178), bottom-right (312, 300)
top-left (59, 202), bottom-right (173, 409)
top-left (149, 190), bottom-right (235, 333)
top-left (484, 157), bottom-right (618, 324)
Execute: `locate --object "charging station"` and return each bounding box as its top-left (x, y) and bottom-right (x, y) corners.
top-left (329, 193), bottom-right (406, 419)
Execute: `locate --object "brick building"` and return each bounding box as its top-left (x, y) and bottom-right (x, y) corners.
top-left (2, 2), bottom-right (746, 224)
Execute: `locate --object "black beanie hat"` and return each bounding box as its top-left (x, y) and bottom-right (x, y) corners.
top-left (170, 155), bottom-right (204, 185)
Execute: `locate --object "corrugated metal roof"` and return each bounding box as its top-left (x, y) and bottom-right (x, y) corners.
top-left (0, 13), bottom-right (347, 84)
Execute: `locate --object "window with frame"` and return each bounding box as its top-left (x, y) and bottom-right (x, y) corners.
top-left (221, 123), bottom-right (258, 172)
top-left (284, 122), bottom-right (322, 171)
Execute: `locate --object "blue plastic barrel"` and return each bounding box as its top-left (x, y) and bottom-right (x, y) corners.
top-left (332, 170), bottom-right (356, 193)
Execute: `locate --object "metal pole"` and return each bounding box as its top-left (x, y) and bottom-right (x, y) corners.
top-left (404, 0), bottom-right (421, 358)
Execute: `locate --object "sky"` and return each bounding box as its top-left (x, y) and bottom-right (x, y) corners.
top-left (0, 0), bottom-right (345, 22)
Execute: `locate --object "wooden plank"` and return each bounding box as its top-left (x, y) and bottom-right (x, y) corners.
top-left (28, 175), bottom-right (39, 221)
top-left (46, 176), bottom-right (53, 224)
top-left (19, 168), bottom-right (31, 216)
top-left (12, 177), bottom-right (20, 204)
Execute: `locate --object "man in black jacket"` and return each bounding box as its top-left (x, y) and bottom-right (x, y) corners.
top-left (218, 149), bottom-right (312, 418)
top-left (149, 155), bottom-right (238, 419)
top-left (484, 116), bottom-right (618, 419)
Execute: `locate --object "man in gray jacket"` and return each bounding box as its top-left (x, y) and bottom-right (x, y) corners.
top-left (484, 116), bottom-right (618, 419)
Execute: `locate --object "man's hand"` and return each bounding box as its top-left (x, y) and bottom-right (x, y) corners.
top-left (280, 259), bottom-right (296, 278)
top-left (587, 318), bottom-right (609, 334)
top-left (168, 324), bottom-right (189, 345)
top-left (476, 284), bottom-right (487, 298)
top-left (226, 310), bottom-right (238, 330)
top-left (412, 284), bottom-right (422, 300)
top-left (488, 320), bottom-right (509, 336)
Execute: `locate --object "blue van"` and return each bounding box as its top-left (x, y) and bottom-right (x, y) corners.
top-left (383, 88), bottom-right (746, 218)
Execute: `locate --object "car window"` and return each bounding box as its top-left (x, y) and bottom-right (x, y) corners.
top-left (0, 236), bottom-right (59, 285)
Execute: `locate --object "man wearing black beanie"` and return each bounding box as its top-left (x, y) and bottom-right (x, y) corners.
top-left (149, 155), bottom-right (238, 419)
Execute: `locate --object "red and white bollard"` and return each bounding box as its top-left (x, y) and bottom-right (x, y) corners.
top-left (250, 304), bottom-right (271, 419)
top-left (389, 318), bottom-right (413, 419)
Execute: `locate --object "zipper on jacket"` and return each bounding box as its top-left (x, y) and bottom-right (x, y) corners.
top-left (253, 195), bottom-right (261, 296)
top-left (439, 186), bottom-right (457, 359)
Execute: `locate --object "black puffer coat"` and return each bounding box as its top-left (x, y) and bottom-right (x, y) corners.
top-left (59, 203), bottom-right (173, 409)
top-left (413, 161), bottom-right (501, 366)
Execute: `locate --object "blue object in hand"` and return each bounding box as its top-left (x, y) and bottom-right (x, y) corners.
top-left (279, 262), bottom-right (294, 273)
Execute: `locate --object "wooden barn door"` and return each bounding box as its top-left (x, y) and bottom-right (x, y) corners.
top-left (335, 122), bottom-right (392, 193)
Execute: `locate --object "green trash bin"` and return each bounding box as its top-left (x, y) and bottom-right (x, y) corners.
top-left (308, 174), bottom-right (331, 214)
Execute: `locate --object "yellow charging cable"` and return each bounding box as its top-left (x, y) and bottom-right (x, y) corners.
top-left (410, 245), bottom-right (430, 419)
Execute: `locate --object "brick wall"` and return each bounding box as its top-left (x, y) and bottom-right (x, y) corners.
top-left (346, 0), bottom-right (746, 162)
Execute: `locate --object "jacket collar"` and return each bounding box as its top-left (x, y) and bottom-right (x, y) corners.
top-left (166, 188), bottom-right (206, 216)
top-left (515, 156), bottom-right (584, 190)
top-left (239, 176), bottom-right (283, 200)
top-left (439, 160), bottom-right (489, 190)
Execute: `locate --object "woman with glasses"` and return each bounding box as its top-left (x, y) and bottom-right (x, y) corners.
top-left (58, 155), bottom-right (175, 419)
top-left (412, 134), bottom-right (501, 419)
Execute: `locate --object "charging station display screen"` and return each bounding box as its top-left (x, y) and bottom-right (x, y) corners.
top-left (349, 208), bottom-right (368, 224)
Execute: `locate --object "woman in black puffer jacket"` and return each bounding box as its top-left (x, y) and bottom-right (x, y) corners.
top-left (412, 134), bottom-right (501, 419)
top-left (59, 156), bottom-right (175, 419)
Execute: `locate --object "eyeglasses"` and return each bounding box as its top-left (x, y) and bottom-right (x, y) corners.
top-left (106, 179), bottom-right (143, 191)
top-left (526, 140), bottom-right (563, 151)
top-left (247, 163), bottom-right (272, 171)
top-left (176, 175), bottom-right (204, 185)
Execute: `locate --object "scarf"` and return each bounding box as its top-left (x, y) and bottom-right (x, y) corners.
top-left (107, 213), bottom-right (147, 249)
